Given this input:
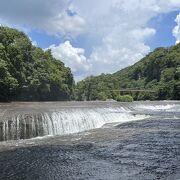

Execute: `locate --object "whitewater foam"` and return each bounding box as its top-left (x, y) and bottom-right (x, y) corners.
top-left (0, 107), bottom-right (147, 141)
top-left (135, 104), bottom-right (180, 111)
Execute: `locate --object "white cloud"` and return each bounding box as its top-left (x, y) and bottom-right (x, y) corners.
top-left (88, 28), bottom-right (156, 75)
top-left (1, 0), bottom-right (180, 79)
top-left (69, 0), bottom-right (180, 77)
top-left (173, 13), bottom-right (180, 44)
top-left (29, 37), bottom-right (38, 47)
top-left (46, 13), bottom-right (86, 36)
top-left (47, 0), bottom-right (180, 79)
top-left (66, 0), bottom-right (180, 77)
top-left (49, 41), bottom-right (91, 80)
top-left (0, 0), bottom-right (86, 36)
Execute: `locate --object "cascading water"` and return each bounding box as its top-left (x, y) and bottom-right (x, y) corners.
top-left (0, 101), bottom-right (179, 141)
top-left (0, 101), bottom-right (179, 180)
top-left (0, 105), bottom-right (147, 141)
top-left (135, 104), bottom-right (180, 111)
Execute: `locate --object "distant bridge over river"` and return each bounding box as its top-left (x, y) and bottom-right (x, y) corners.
top-left (110, 89), bottom-right (156, 93)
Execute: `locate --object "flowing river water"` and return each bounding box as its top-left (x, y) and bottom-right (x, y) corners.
top-left (0, 101), bottom-right (179, 180)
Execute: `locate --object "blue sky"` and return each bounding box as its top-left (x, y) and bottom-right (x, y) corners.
top-left (0, 0), bottom-right (180, 80)
top-left (29, 10), bottom-right (179, 53)
top-left (147, 11), bottom-right (179, 49)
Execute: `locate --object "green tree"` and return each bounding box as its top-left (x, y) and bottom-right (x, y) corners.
top-left (0, 26), bottom-right (75, 101)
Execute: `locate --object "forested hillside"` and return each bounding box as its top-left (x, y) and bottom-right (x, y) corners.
top-left (0, 27), bottom-right (74, 101)
top-left (1, 27), bottom-right (179, 102)
top-left (76, 44), bottom-right (180, 101)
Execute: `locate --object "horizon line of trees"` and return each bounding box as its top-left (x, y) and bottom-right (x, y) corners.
top-left (75, 43), bottom-right (180, 101)
top-left (0, 26), bottom-right (179, 102)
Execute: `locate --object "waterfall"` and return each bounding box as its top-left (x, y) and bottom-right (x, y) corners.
top-left (0, 107), bottom-right (147, 141)
top-left (135, 104), bottom-right (180, 111)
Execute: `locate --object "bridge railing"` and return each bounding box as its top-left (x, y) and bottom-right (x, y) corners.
top-left (109, 89), bottom-right (156, 93)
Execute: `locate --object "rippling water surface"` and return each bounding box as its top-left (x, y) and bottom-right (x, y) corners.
top-left (0, 101), bottom-right (179, 180)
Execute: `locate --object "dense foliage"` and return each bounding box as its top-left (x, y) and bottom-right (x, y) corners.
top-left (75, 74), bottom-right (120, 101)
top-left (116, 95), bottom-right (133, 102)
top-left (0, 27), bottom-right (74, 101)
top-left (76, 44), bottom-right (180, 101)
top-left (1, 27), bottom-right (179, 102)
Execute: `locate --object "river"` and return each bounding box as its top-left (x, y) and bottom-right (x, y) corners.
top-left (0, 101), bottom-right (179, 179)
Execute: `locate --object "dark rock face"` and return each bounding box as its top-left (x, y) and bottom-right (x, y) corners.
top-left (0, 118), bottom-right (179, 180)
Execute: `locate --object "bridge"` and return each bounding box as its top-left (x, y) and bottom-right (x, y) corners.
top-left (110, 89), bottom-right (156, 93)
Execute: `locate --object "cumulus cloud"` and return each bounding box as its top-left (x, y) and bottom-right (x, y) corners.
top-left (68, 0), bottom-right (180, 77)
top-left (28, 37), bottom-right (38, 47)
top-left (173, 13), bottom-right (180, 44)
top-left (88, 28), bottom-right (156, 75)
top-left (0, 0), bottom-right (86, 36)
top-left (49, 41), bottom-right (91, 80)
top-left (1, 0), bottom-right (180, 79)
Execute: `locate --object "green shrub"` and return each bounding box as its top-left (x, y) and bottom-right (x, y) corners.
top-left (116, 95), bottom-right (134, 102)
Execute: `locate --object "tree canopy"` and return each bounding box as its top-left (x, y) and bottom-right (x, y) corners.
top-left (75, 44), bottom-right (180, 101)
top-left (0, 27), bottom-right (74, 101)
top-left (1, 27), bottom-right (179, 102)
